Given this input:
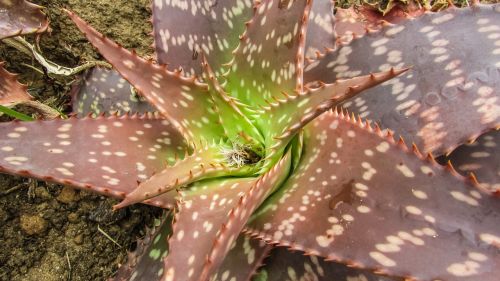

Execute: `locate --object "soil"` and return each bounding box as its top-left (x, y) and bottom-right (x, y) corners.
top-left (0, 1), bottom-right (160, 280)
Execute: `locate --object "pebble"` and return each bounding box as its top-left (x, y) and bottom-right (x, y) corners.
top-left (73, 234), bottom-right (84, 245)
top-left (56, 186), bottom-right (79, 204)
top-left (20, 214), bottom-right (48, 235)
top-left (67, 212), bottom-right (79, 223)
top-left (34, 186), bottom-right (51, 200)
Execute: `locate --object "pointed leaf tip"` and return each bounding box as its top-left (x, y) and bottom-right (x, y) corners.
top-left (0, 116), bottom-right (186, 208)
top-left (0, 63), bottom-right (33, 106)
top-left (161, 152), bottom-right (291, 281)
top-left (441, 130), bottom-right (499, 192)
top-left (224, 0), bottom-right (313, 107)
top-left (65, 9), bottom-right (225, 143)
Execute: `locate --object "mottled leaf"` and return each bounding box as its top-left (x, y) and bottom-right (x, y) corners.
top-left (305, 4), bottom-right (500, 155)
top-left (113, 213), bottom-right (172, 281)
top-left (162, 153), bottom-right (291, 281)
top-left (0, 115), bottom-right (186, 208)
top-left (442, 130), bottom-right (499, 192)
top-left (247, 110), bottom-right (500, 281)
top-left (210, 235), bottom-right (272, 281)
top-left (255, 247), bottom-right (401, 281)
top-left (304, 0), bottom-right (336, 59)
top-left (71, 67), bottom-right (155, 117)
top-left (0, 62), bottom-right (32, 106)
top-left (65, 10), bottom-right (225, 143)
top-left (200, 152), bottom-right (291, 280)
top-left (115, 213), bottom-right (270, 281)
top-left (224, 0), bottom-right (312, 107)
top-left (163, 177), bottom-right (256, 281)
top-left (332, 3), bottom-right (425, 44)
top-left (202, 57), bottom-right (264, 145)
top-left (152, 0), bottom-right (254, 77)
top-left (115, 141), bottom-right (257, 209)
top-left (258, 68), bottom-right (408, 170)
top-left (0, 0), bottom-right (48, 39)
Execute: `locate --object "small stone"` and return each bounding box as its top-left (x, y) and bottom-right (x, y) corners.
top-left (20, 214), bottom-right (48, 235)
top-left (56, 186), bottom-right (79, 204)
top-left (67, 212), bottom-right (79, 223)
top-left (34, 186), bottom-right (51, 200)
top-left (73, 234), bottom-right (84, 245)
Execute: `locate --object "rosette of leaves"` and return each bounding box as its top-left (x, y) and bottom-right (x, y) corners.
top-left (0, 1), bottom-right (499, 281)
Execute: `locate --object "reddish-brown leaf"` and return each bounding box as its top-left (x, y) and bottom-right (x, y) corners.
top-left (163, 177), bottom-right (257, 281)
top-left (210, 235), bottom-right (272, 281)
top-left (258, 68), bottom-right (408, 170)
top-left (151, 0), bottom-right (255, 77)
top-left (0, 115), bottom-right (186, 208)
top-left (113, 213), bottom-right (171, 281)
top-left (0, 62), bottom-right (32, 106)
top-left (304, 0), bottom-right (336, 59)
top-left (162, 153), bottom-right (291, 281)
top-left (0, 0), bottom-right (48, 39)
top-left (65, 9), bottom-right (224, 142)
top-left (115, 142), bottom-right (256, 209)
top-left (199, 152), bottom-right (291, 280)
top-left (247, 109), bottom-right (500, 281)
top-left (333, 3), bottom-right (425, 43)
top-left (71, 68), bottom-right (155, 117)
top-left (256, 247), bottom-right (402, 281)
top-left (442, 130), bottom-right (499, 192)
top-left (305, 4), bottom-right (500, 155)
top-left (223, 0), bottom-right (312, 107)
top-left (115, 212), bottom-right (270, 281)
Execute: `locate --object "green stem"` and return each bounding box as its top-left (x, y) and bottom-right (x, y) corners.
top-left (0, 105), bottom-right (34, 121)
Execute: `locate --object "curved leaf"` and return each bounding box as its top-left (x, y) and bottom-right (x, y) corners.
top-left (247, 109), bottom-right (500, 281)
top-left (65, 9), bottom-right (225, 143)
top-left (115, 212), bottom-right (270, 281)
top-left (256, 247), bottom-right (401, 281)
top-left (442, 130), bottom-right (499, 192)
top-left (0, 0), bottom-right (48, 39)
top-left (115, 141), bottom-right (257, 209)
top-left (305, 4), bottom-right (500, 155)
top-left (152, 0), bottom-right (255, 77)
top-left (257, 67), bottom-right (408, 170)
top-left (0, 115), bottom-right (187, 208)
top-left (71, 68), bottom-right (155, 117)
top-left (0, 62), bottom-right (32, 106)
top-left (162, 152), bottom-right (291, 281)
top-left (224, 0), bottom-right (312, 108)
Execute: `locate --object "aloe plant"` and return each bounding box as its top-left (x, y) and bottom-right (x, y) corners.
top-left (0, 1), bottom-right (499, 280)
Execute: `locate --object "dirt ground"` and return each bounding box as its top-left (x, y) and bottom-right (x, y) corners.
top-left (0, 1), bottom-right (160, 280)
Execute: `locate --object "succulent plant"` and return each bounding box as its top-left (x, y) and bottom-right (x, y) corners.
top-left (1, 1), bottom-right (499, 281)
